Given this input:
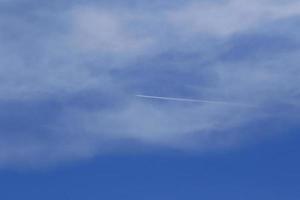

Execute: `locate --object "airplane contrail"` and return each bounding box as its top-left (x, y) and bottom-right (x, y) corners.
top-left (135, 94), bottom-right (254, 107)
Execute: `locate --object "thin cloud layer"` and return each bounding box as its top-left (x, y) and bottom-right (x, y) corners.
top-left (0, 0), bottom-right (300, 167)
top-left (168, 0), bottom-right (300, 36)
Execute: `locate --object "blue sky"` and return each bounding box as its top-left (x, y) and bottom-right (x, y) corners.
top-left (0, 0), bottom-right (300, 199)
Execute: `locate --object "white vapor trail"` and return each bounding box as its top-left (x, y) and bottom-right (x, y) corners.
top-left (135, 94), bottom-right (254, 107)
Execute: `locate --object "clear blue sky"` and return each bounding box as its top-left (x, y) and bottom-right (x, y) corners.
top-left (0, 0), bottom-right (300, 199)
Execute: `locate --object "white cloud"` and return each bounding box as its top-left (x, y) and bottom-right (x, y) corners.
top-left (168, 0), bottom-right (300, 36)
top-left (67, 6), bottom-right (154, 56)
top-left (0, 1), bottom-right (300, 167)
top-left (0, 5), bottom-right (157, 100)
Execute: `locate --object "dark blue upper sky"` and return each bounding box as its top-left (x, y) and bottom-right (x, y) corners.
top-left (0, 0), bottom-right (300, 199)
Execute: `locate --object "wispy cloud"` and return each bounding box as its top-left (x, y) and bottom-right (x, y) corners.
top-left (0, 0), bottom-right (300, 167)
top-left (68, 6), bottom-right (154, 55)
top-left (168, 0), bottom-right (300, 37)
